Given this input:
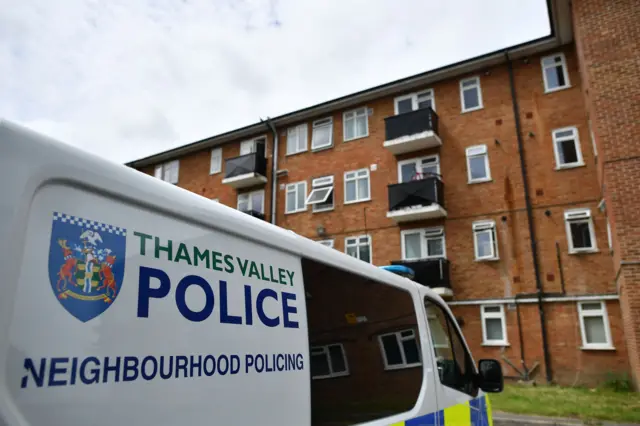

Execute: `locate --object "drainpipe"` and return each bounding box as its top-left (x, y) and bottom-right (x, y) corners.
top-left (505, 52), bottom-right (552, 384)
top-left (262, 118), bottom-right (278, 225)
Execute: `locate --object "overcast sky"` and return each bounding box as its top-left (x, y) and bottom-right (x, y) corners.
top-left (1, 0), bottom-right (551, 164)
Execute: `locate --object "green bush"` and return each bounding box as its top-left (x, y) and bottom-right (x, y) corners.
top-left (600, 372), bottom-right (633, 393)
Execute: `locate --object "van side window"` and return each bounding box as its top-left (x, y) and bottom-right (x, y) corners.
top-left (302, 257), bottom-right (423, 426)
top-left (425, 300), bottom-right (478, 397)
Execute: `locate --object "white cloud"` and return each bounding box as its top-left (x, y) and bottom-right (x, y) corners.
top-left (0, 0), bottom-right (550, 164)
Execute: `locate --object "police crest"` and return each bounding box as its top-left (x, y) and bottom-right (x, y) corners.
top-left (48, 212), bottom-right (127, 322)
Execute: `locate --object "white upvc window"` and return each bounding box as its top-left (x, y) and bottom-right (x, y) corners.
top-left (240, 136), bottom-right (266, 156)
top-left (317, 239), bottom-right (334, 248)
top-left (578, 301), bottom-right (613, 350)
top-left (564, 208), bottom-right (597, 253)
top-left (345, 235), bottom-right (371, 263)
top-left (343, 107), bottom-right (369, 141)
top-left (466, 145), bottom-right (491, 183)
top-left (210, 148), bottom-right (222, 174)
top-left (553, 127), bottom-right (584, 169)
top-left (310, 344), bottom-right (349, 379)
top-left (378, 329), bottom-right (422, 370)
top-left (154, 160), bottom-right (179, 184)
top-left (287, 123), bottom-right (308, 155)
top-left (305, 176), bottom-right (334, 212)
top-left (344, 168), bottom-right (371, 204)
top-left (237, 189), bottom-right (265, 214)
top-left (541, 53), bottom-right (570, 93)
top-left (285, 181), bottom-right (307, 214)
top-left (394, 89), bottom-right (435, 115)
top-left (473, 220), bottom-right (499, 261)
top-left (401, 227), bottom-right (446, 260)
top-left (481, 305), bottom-right (508, 346)
top-left (460, 76), bottom-right (483, 112)
top-left (398, 155), bottom-right (440, 183)
top-left (311, 117), bottom-right (333, 150)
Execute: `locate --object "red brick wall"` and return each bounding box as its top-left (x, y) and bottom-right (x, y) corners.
top-left (571, 0), bottom-right (640, 387)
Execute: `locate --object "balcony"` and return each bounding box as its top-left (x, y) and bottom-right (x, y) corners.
top-left (222, 152), bottom-right (267, 189)
top-left (240, 209), bottom-right (266, 221)
top-left (386, 176), bottom-right (446, 222)
top-left (383, 107), bottom-right (441, 155)
top-left (391, 258), bottom-right (452, 298)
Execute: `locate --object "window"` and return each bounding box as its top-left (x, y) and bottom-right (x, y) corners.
top-left (345, 235), bottom-right (371, 263)
top-left (578, 301), bottom-right (613, 349)
top-left (542, 53), bottom-right (570, 93)
top-left (210, 148), bottom-right (222, 174)
top-left (285, 181), bottom-right (307, 214)
top-left (481, 305), bottom-right (508, 345)
top-left (287, 124), bottom-right (308, 155)
top-left (553, 127), bottom-right (584, 169)
top-left (310, 344), bottom-right (349, 379)
top-left (402, 227), bottom-right (446, 260)
top-left (398, 155), bottom-right (440, 183)
top-left (317, 239), bottom-right (334, 248)
top-left (466, 145), bottom-right (491, 183)
top-left (237, 189), bottom-right (264, 214)
top-left (378, 329), bottom-right (421, 370)
top-left (343, 107), bottom-right (369, 141)
top-left (344, 168), bottom-right (370, 204)
top-left (394, 89), bottom-right (435, 115)
top-left (460, 76), bottom-right (483, 112)
top-left (424, 299), bottom-right (479, 397)
top-left (240, 137), bottom-right (266, 156)
top-left (564, 209), bottom-right (597, 253)
top-left (473, 220), bottom-right (499, 260)
top-left (305, 176), bottom-right (334, 212)
top-left (607, 218), bottom-right (613, 251)
top-left (154, 160), bottom-right (179, 184)
top-left (311, 117), bottom-right (333, 150)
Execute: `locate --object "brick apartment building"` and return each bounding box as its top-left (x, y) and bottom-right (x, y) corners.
top-left (127, 0), bottom-right (640, 388)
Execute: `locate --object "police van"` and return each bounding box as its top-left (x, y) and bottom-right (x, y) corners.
top-left (0, 119), bottom-right (503, 426)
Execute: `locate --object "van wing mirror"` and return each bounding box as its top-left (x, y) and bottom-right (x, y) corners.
top-left (477, 359), bottom-right (504, 393)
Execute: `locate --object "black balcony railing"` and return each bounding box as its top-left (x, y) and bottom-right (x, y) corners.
top-left (224, 152), bottom-right (267, 180)
top-left (388, 176), bottom-right (444, 211)
top-left (240, 209), bottom-right (266, 221)
top-left (391, 258), bottom-right (451, 290)
top-left (384, 107), bottom-right (439, 141)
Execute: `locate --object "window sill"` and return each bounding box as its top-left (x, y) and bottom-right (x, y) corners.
top-left (383, 363), bottom-right (422, 371)
top-left (475, 257), bottom-right (500, 262)
top-left (461, 105), bottom-right (484, 114)
top-left (284, 209), bottom-right (307, 215)
top-left (569, 249), bottom-right (599, 255)
top-left (544, 85), bottom-right (572, 94)
top-left (286, 150), bottom-right (308, 157)
top-left (343, 134), bottom-right (369, 143)
top-left (312, 207), bottom-right (335, 214)
top-left (312, 372), bottom-right (350, 380)
top-left (468, 178), bottom-right (492, 185)
top-left (311, 145), bottom-right (334, 153)
top-left (344, 198), bottom-right (372, 206)
top-left (555, 163), bottom-right (585, 171)
top-left (482, 342), bottom-right (510, 347)
top-left (209, 171), bottom-right (221, 176)
top-left (580, 345), bottom-right (615, 351)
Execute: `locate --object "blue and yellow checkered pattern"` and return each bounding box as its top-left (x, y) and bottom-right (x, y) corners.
top-left (389, 394), bottom-right (493, 426)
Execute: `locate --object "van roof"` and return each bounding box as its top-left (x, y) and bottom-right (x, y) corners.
top-left (0, 119), bottom-right (442, 302)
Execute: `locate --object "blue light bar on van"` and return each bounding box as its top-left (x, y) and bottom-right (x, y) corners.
top-left (379, 265), bottom-right (415, 279)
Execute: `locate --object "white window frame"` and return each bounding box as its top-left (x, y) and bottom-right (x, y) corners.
top-left (541, 53), bottom-right (571, 93)
top-left (397, 155), bottom-right (440, 183)
top-left (310, 344), bottom-right (349, 379)
top-left (210, 148), bottom-right (222, 175)
top-left (286, 123), bottom-right (308, 156)
top-left (311, 117), bottom-right (333, 151)
top-left (460, 76), bottom-right (483, 113)
top-left (564, 208), bottom-right (597, 254)
top-left (305, 176), bottom-right (334, 213)
top-left (240, 136), bottom-right (267, 156)
top-left (466, 145), bottom-right (491, 183)
top-left (473, 220), bottom-right (499, 261)
top-left (345, 235), bottom-right (372, 263)
top-left (401, 227), bottom-right (446, 260)
top-left (480, 305), bottom-right (508, 346)
top-left (317, 239), bottom-right (334, 248)
top-left (394, 89), bottom-right (436, 115)
top-left (578, 301), bottom-right (614, 350)
top-left (378, 329), bottom-right (422, 370)
top-left (285, 181), bottom-right (307, 214)
top-left (343, 107), bottom-right (369, 142)
top-left (552, 126), bottom-right (584, 169)
top-left (154, 160), bottom-right (179, 184)
top-left (237, 189), bottom-right (265, 214)
top-left (344, 168), bottom-right (371, 204)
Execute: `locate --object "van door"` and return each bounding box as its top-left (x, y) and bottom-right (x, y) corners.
top-left (420, 291), bottom-right (492, 426)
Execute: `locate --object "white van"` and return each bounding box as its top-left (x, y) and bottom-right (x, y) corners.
top-left (0, 120), bottom-right (503, 426)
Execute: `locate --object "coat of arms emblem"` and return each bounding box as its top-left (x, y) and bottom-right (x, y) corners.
top-left (48, 212), bottom-right (127, 322)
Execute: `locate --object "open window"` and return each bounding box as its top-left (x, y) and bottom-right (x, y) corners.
top-left (305, 176), bottom-right (334, 212)
top-left (564, 209), bottom-right (597, 253)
